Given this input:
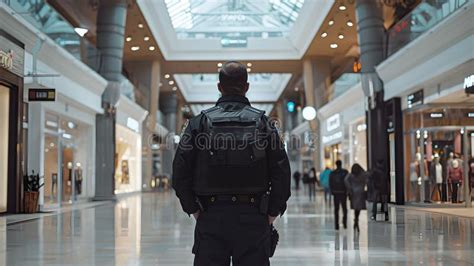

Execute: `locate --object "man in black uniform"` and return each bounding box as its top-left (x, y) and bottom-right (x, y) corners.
top-left (329, 160), bottom-right (349, 230)
top-left (172, 61), bottom-right (291, 266)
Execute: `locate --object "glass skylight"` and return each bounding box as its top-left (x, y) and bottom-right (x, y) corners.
top-left (164, 0), bottom-right (305, 43)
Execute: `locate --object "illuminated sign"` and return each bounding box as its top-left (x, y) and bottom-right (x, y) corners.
top-left (464, 74), bottom-right (474, 94)
top-left (467, 112), bottom-right (474, 118)
top-left (0, 49), bottom-right (13, 70)
top-left (287, 101), bottom-right (295, 113)
top-left (326, 114), bottom-right (341, 132)
top-left (28, 88), bottom-right (56, 102)
top-left (322, 131), bottom-right (343, 144)
top-left (429, 112), bottom-right (444, 118)
top-left (221, 37), bottom-right (248, 48)
top-left (407, 90), bottom-right (423, 108)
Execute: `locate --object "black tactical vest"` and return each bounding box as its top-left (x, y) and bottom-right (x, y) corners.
top-left (193, 105), bottom-right (269, 195)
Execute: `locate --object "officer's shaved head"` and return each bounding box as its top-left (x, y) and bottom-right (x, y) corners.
top-left (218, 61), bottom-right (249, 96)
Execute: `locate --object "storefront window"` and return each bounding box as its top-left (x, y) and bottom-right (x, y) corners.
top-left (350, 121), bottom-right (367, 170)
top-left (115, 125), bottom-right (142, 194)
top-left (403, 107), bottom-right (474, 205)
top-left (324, 144), bottom-right (341, 169)
top-left (0, 85), bottom-right (10, 213)
top-left (43, 113), bottom-right (92, 205)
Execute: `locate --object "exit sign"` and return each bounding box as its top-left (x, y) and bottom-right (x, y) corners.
top-left (28, 88), bottom-right (56, 102)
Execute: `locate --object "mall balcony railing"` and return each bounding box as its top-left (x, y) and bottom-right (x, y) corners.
top-left (328, 73), bottom-right (361, 102)
top-left (387, 0), bottom-right (469, 57)
top-left (4, 0), bottom-right (102, 73)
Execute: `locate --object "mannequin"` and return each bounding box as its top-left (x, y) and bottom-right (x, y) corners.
top-left (409, 154), bottom-right (420, 201)
top-left (448, 159), bottom-right (463, 203)
top-left (430, 154), bottom-right (443, 202)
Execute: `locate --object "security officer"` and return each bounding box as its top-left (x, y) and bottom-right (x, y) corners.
top-left (172, 61), bottom-right (291, 266)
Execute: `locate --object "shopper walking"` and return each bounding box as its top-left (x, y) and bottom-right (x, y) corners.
top-left (293, 170), bottom-right (301, 190)
top-left (308, 167), bottom-right (319, 201)
top-left (344, 164), bottom-right (368, 233)
top-left (320, 166), bottom-right (332, 203)
top-left (329, 160), bottom-right (349, 230)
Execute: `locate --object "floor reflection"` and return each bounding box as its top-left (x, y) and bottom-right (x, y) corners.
top-left (2, 192), bottom-right (473, 265)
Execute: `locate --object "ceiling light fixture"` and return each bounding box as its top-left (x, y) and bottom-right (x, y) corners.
top-left (168, 80), bottom-right (175, 85)
top-left (330, 43), bottom-right (338, 49)
top-left (246, 68), bottom-right (252, 72)
top-left (125, 36), bottom-right (132, 42)
top-left (172, 86), bottom-right (178, 91)
top-left (247, 62), bottom-right (252, 67)
top-left (148, 46), bottom-right (155, 51)
top-left (339, 5), bottom-right (347, 11)
top-left (328, 20), bottom-right (334, 26)
top-left (321, 32), bottom-right (328, 38)
top-left (217, 62), bottom-right (223, 67)
top-left (131, 46), bottom-right (140, 51)
top-left (294, 87), bottom-right (299, 92)
top-left (144, 36), bottom-right (150, 41)
top-left (74, 27), bottom-right (88, 37)
top-left (347, 20), bottom-right (354, 27)
top-left (138, 23), bottom-right (144, 28)
top-left (338, 34), bottom-right (344, 39)
top-left (164, 74), bottom-right (170, 79)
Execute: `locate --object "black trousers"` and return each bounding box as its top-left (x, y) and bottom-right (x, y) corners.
top-left (193, 202), bottom-right (271, 266)
top-left (451, 182), bottom-right (460, 203)
top-left (354, 209), bottom-right (361, 225)
top-left (333, 194), bottom-right (347, 229)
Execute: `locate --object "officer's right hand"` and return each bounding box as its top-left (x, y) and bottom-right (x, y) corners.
top-left (193, 211), bottom-right (200, 220)
top-left (268, 215), bottom-right (277, 225)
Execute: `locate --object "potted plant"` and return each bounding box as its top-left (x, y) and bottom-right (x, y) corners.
top-left (23, 171), bottom-right (44, 213)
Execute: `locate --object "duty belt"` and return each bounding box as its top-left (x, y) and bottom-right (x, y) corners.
top-left (201, 194), bottom-right (260, 205)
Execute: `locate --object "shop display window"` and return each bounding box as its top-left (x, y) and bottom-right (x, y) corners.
top-left (0, 85), bottom-right (10, 213)
top-left (115, 125), bottom-right (142, 194)
top-left (403, 107), bottom-right (474, 205)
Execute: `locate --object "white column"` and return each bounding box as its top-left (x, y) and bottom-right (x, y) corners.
top-left (27, 103), bottom-right (45, 209)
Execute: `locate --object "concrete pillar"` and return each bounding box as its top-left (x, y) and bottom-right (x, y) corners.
top-left (159, 92), bottom-right (178, 178)
top-left (27, 103), bottom-right (45, 209)
top-left (94, 0), bottom-right (128, 200)
top-left (303, 59), bottom-right (331, 171)
top-left (355, 0), bottom-right (388, 172)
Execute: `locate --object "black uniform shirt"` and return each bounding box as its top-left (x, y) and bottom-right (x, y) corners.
top-left (172, 95), bottom-right (291, 217)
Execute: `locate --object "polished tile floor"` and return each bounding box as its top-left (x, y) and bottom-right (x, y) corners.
top-left (1, 190), bottom-right (473, 265)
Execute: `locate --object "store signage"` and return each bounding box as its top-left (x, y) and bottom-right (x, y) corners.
top-left (407, 90), bottom-right (423, 108)
top-left (0, 49), bottom-right (13, 70)
top-left (326, 114), bottom-right (341, 132)
top-left (429, 112), bottom-right (444, 118)
top-left (221, 37), bottom-right (248, 48)
top-left (464, 74), bottom-right (474, 94)
top-left (28, 88), bottom-right (56, 101)
top-left (127, 117), bottom-right (140, 132)
top-left (0, 35), bottom-right (24, 77)
top-left (322, 131), bottom-right (343, 144)
top-left (467, 112), bottom-right (474, 118)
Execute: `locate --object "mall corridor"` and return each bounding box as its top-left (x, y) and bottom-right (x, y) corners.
top-left (2, 192), bottom-right (473, 265)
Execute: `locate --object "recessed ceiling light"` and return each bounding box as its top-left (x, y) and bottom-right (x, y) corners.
top-left (125, 36), bottom-right (132, 42)
top-left (138, 23), bottom-right (144, 28)
top-left (246, 68), bottom-right (251, 72)
top-left (338, 34), bottom-right (344, 39)
top-left (172, 86), bottom-right (177, 91)
top-left (131, 46), bottom-right (140, 51)
top-left (330, 43), bottom-right (338, 49)
top-left (328, 20), bottom-right (334, 26)
top-left (217, 62), bottom-right (223, 67)
top-left (168, 80), bottom-right (175, 85)
top-left (262, 32), bottom-right (269, 39)
top-left (339, 5), bottom-right (347, 11)
top-left (294, 87), bottom-right (299, 92)
top-left (247, 62), bottom-right (252, 67)
top-left (164, 74), bottom-right (170, 79)
top-left (144, 36), bottom-right (150, 41)
top-left (148, 46), bottom-right (155, 51)
top-left (347, 20), bottom-right (354, 27)
top-left (321, 32), bottom-right (328, 38)
top-left (74, 27), bottom-right (88, 37)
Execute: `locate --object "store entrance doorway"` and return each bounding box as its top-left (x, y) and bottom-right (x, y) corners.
top-left (44, 133), bottom-right (78, 207)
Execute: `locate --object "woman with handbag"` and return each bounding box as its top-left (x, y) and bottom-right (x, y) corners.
top-left (344, 163), bottom-right (369, 233)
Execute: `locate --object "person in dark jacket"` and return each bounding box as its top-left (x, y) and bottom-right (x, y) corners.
top-left (344, 164), bottom-right (368, 232)
top-left (293, 171), bottom-right (301, 190)
top-left (308, 167), bottom-right (319, 201)
top-left (329, 160), bottom-right (349, 230)
top-left (370, 161), bottom-right (389, 221)
top-left (172, 61), bottom-right (291, 266)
